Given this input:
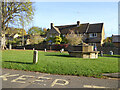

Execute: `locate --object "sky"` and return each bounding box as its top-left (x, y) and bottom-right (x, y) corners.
top-left (28, 2), bottom-right (118, 38)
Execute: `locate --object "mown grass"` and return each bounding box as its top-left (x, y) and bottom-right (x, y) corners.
top-left (2, 50), bottom-right (119, 78)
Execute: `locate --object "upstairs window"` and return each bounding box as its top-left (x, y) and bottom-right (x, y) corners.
top-left (89, 43), bottom-right (96, 47)
top-left (89, 33), bottom-right (97, 38)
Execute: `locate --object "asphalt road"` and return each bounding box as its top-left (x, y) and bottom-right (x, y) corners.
top-left (0, 69), bottom-right (119, 88)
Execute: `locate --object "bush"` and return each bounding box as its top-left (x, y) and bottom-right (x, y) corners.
top-left (54, 44), bottom-right (69, 50)
top-left (103, 42), bottom-right (114, 47)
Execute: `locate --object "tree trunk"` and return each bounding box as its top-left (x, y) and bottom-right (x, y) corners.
top-left (1, 34), bottom-right (6, 50)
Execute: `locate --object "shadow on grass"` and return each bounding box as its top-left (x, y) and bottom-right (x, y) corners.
top-left (45, 54), bottom-right (74, 58)
top-left (103, 55), bottom-right (120, 58)
top-left (4, 61), bottom-right (33, 64)
top-left (45, 54), bottom-right (98, 60)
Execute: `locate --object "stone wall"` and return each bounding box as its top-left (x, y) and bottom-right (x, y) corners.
top-left (11, 44), bottom-right (120, 55)
top-left (97, 46), bottom-right (120, 55)
top-left (12, 44), bottom-right (69, 51)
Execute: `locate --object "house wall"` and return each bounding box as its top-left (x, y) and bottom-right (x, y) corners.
top-left (85, 24), bottom-right (105, 47)
top-left (85, 33), bottom-right (102, 47)
top-left (96, 43), bottom-right (101, 47)
top-left (86, 33), bottom-right (101, 39)
top-left (101, 25), bottom-right (105, 45)
top-left (13, 34), bottom-right (20, 38)
top-left (47, 28), bottom-right (60, 38)
top-left (113, 42), bottom-right (120, 48)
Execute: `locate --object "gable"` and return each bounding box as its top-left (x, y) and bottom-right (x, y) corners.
top-left (48, 27), bottom-right (60, 35)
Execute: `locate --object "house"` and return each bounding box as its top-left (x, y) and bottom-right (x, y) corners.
top-left (5, 33), bottom-right (21, 41)
top-left (13, 33), bottom-right (21, 38)
top-left (47, 21), bottom-right (105, 47)
top-left (112, 34), bottom-right (120, 48)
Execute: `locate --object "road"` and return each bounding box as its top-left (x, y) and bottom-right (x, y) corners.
top-left (0, 69), bottom-right (119, 88)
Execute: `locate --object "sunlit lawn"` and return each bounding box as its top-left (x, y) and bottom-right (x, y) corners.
top-left (2, 50), bottom-right (119, 78)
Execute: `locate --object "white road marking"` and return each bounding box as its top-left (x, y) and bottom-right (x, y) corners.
top-left (32, 75), bottom-right (52, 85)
top-left (11, 75), bottom-right (35, 83)
top-left (0, 73), bottom-right (19, 81)
top-left (51, 79), bottom-right (69, 87)
top-left (33, 76), bottom-right (52, 82)
top-left (83, 85), bottom-right (109, 88)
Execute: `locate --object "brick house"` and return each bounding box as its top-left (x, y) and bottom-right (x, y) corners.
top-left (112, 34), bottom-right (120, 48)
top-left (47, 21), bottom-right (105, 47)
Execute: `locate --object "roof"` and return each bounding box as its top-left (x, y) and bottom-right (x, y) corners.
top-left (53, 26), bottom-right (61, 34)
top-left (55, 24), bottom-right (77, 30)
top-left (73, 23), bottom-right (89, 34)
top-left (87, 23), bottom-right (103, 33)
top-left (53, 23), bottom-right (103, 34)
top-left (112, 35), bottom-right (120, 43)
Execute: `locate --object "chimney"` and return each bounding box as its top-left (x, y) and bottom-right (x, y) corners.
top-left (51, 23), bottom-right (54, 29)
top-left (77, 21), bottom-right (80, 26)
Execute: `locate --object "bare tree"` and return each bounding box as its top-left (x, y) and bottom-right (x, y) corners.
top-left (1, 1), bottom-right (34, 49)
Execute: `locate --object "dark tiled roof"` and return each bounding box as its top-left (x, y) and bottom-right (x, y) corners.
top-left (54, 23), bottom-right (103, 34)
top-left (112, 35), bottom-right (120, 43)
top-left (55, 23), bottom-right (89, 34)
top-left (87, 23), bottom-right (103, 33)
top-left (55, 24), bottom-right (77, 30)
top-left (73, 23), bottom-right (89, 34)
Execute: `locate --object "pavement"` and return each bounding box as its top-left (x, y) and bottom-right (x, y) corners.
top-left (0, 69), bottom-right (119, 88)
top-left (102, 73), bottom-right (120, 78)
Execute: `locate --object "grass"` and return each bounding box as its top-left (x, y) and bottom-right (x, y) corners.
top-left (2, 50), bottom-right (119, 78)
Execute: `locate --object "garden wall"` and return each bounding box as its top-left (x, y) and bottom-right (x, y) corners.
top-left (97, 46), bottom-right (120, 55)
top-left (11, 44), bottom-right (120, 55)
top-left (12, 44), bottom-right (69, 51)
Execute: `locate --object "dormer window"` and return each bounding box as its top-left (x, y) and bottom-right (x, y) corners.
top-left (89, 33), bottom-right (97, 38)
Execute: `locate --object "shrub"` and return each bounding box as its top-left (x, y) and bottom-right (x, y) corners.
top-left (54, 44), bottom-right (69, 50)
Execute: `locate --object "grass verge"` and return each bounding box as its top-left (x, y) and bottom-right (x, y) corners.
top-left (2, 50), bottom-right (119, 78)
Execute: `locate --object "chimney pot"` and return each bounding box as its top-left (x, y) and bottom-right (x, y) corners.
top-left (77, 21), bottom-right (80, 26)
top-left (51, 23), bottom-right (54, 29)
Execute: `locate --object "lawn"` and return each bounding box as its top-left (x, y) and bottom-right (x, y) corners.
top-left (2, 50), bottom-right (119, 78)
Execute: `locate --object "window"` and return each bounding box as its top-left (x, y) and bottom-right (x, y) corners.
top-left (94, 33), bottom-right (97, 37)
top-left (89, 34), bottom-right (93, 37)
top-left (89, 43), bottom-right (96, 47)
top-left (89, 33), bottom-right (97, 38)
top-left (93, 43), bottom-right (96, 47)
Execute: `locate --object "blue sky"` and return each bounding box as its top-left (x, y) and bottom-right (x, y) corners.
top-left (29, 2), bottom-right (118, 38)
